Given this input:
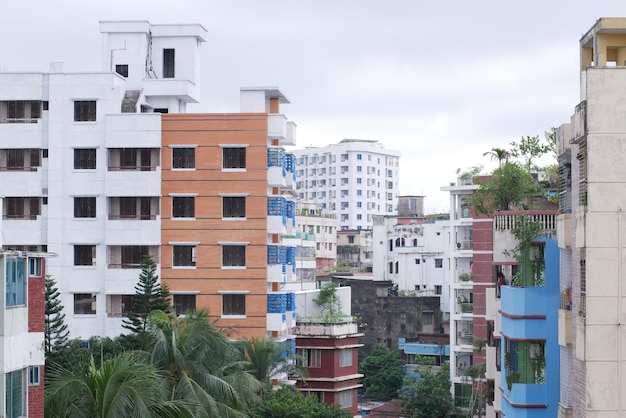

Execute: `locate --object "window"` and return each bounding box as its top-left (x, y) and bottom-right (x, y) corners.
top-left (348, 235), bottom-right (355, 244)
top-left (298, 348), bottom-right (321, 368)
top-left (28, 258), bottom-right (42, 277)
top-left (173, 245), bottom-right (196, 267)
top-left (223, 196), bottom-right (246, 218)
top-left (435, 258), bottom-right (443, 268)
top-left (74, 197), bottom-right (96, 218)
top-left (74, 149), bottom-right (96, 169)
top-left (340, 349), bottom-right (353, 367)
top-left (74, 101), bottom-right (96, 122)
top-left (173, 294), bottom-right (196, 315)
top-left (74, 293), bottom-right (97, 314)
top-left (357, 202), bottom-right (362, 208)
top-left (172, 196), bottom-right (195, 218)
top-left (423, 310), bottom-right (434, 325)
top-left (121, 246), bottom-right (149, 268)
top-left (388, 262), bottom-right (393, 274)
top-left (435, 285), bottom-right (442, 295)
top-left (115, 64), bottom-right (129, 77)
top-left (6, 257), bottom-right (26, 307)
top-left (223, 147), bottom-right (246, 169)
top-left (163, 48), bottom-right (175, 78)
top-left (357, 166), bottom-right (362, 172)
top-left (339, 389), bottom-right (354, 408)
top-left (106, 294), bottom-right (133, 317)
top-left (357, 190), bottom-right (362, 196)
top-left (222, 245), bottom-right (246, 268)
top-left (4, 197), bottom-right (40, 220)
top-left (74, 245), bottom-right (96, 266)
top-left (28, 366), bottom-right (40, 386)
top-left (172, 148), bottom-right (195, 169)
top-left (0, 100), bottom-right (42, 122)
top-left (6, 369), bottom-right (24, 418)
top-left (357, 153), bottom-right (362, 160)
top-left (222, 293), bottom-right (246, 316)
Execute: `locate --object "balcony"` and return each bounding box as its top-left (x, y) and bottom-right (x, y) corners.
top-left (294, 319), bottom-right (358, 337)
top-left (142, 78), bottom-right (199, 103)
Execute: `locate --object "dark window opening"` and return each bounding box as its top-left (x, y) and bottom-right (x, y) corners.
top-left (172, 148), bottom-right (195, 169)
top-left (172, 196), bottom-right (195, 218)
top-left (74, 245), bottom-right (95, 266)
top-left (223, 197), bottom-right (245, 218)
top-left (173, 246), bottom-right (196, 267)
top-left (163, 49), bottom-right (175, 78)
top-left (74, 101), bottom-right (96, 122)
top-left (121, 246), bottom-right (149, 268)
top-left (74, 197), bottom-right (96, 218)
top-left (74, 149), bottom-right (96, 169)
top-left (74, 293), bottom-right (96, 314)
top-left (173, 294), bottom-right (196, 315)
top-left (222, 294), bottom-right (246, 316)
top-left (115, 64), bottom-right (129, 77)
top-left (222, 245), bottom-right (245, 267)
top-left (223, 147), bottom-right (246, 169)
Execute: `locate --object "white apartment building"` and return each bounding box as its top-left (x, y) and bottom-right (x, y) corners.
top-left (292, 139), bottom-right (401, 230)
top-left (295, 201), bottom-right (338, 273)
top-left (557, 18), bottom-right (626, 417)
top-left (0, 20), bottom-right (206, 338)
top-left (440, 176), bottom-right (480, 404)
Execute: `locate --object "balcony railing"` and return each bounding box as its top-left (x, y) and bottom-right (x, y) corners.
top-left (493, 211), bottom-right (557, 232)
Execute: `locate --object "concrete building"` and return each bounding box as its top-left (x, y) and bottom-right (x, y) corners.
top-left (557, 17), bottom-right (626, 417)
top-left (161, 86), bottom-right (298, 339)
top-left (293, 286), bottom-right (363, 416)
top-left (0, 249), bottom-right (49, 418)
top-left (295, 202), bottom-right (338, 273)
top-left (484, 213), bottom-right (560, 418)
top-left (439, 176), bottom-right (481, 407)
top-left (292, 139), bottom-right (401, 231)
top-left (336, 229), bottom-right (374, 273)
top-left (0, 21), bottom-right (302, 341)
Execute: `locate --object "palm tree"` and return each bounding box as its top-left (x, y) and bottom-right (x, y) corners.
top-left (483, 147), bottom-right (511, 168)
top-left (45, 352), bottom-right (184, 418)
top-left (236, 336), bottom-right (307, 390)
top-left (148, 309), bottom-right (263, 417)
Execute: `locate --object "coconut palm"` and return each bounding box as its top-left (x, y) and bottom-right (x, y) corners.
top-left (236, 336), bottom-right (307, 390)
top-left (45, 351), bottom-right (184, 418)
top-left (148, 309), bottom-right (263, 418)
top-left (483, 147), bottom-right (511, 168)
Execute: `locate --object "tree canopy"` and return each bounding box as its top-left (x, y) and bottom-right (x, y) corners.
top-left (253, 386), bottom-right (353, 418)
top-left (359, 345), bottom-right (404, 400)
top-left (45, 275), bottom-right (69, 356)
top-left (399, 361), bottom-right (455, 418)
top-left (123, 254), bottom-right (170, 336)
top-left (470, 161), bottom-right (535, 216)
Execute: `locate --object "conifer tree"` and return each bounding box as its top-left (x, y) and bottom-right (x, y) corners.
top-left (123, 254), bottom-right (170, 334)
top-left (45, 275), bottom-right (69, 355)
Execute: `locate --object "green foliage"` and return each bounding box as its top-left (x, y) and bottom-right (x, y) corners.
top-left (46, 335), bottom-right (143, 375)
top-left (44, 275), bottom-right (69, 356)
top-left (123, 254), bottom-right (171, 335)
top-left (483, 147), bottom-right (511, 167)
top-left (359, 345), bottom-right (404, 400)
top-left (236, 336), bottom-right (306, 391)
top-left (470, 161), bottom-right (535, 215)
top-left (253, 386), bottom-right (353, 418)
top-left (313, 282), bottom-right (346, 322)
top-left (510, 132), bottom-right (555, 173)
top-left (148, 309), bottom-right (263, 417)
top-left (459, 164), bottom-right (484, 181)
top-left (45, 352), bottom-right (187, 418)
top-left (399, 361), bottom-right (454, 418)
top-left (503, 215), bottom-right (546, 287)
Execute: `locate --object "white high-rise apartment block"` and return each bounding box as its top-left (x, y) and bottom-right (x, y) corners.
top-left (292, 139), bottom-right (401, 230)
top-left (0, 21), bottom-right (206, 338)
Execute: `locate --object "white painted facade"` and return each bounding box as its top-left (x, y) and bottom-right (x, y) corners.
top-left (295, 201), bottom-right (338, 272)
top-left (0, 21), bottom-right (206, 338)
top-left (291, 139), bottom-right (401, 230)
top-left (440, 178), bottom-right (479, 390)
top-left (371, 215), bottom-right (453, 315)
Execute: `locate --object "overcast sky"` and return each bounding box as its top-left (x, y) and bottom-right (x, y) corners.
top-left (1, 1), bottom-right (624, 213)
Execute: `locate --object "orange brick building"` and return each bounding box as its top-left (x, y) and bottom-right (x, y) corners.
top-left (161, 87), bottom-right (298, 339)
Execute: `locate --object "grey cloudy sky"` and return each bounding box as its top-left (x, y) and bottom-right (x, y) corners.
top-left (1, 1), bottom-right (624, 212)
